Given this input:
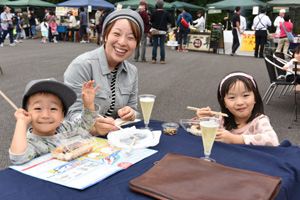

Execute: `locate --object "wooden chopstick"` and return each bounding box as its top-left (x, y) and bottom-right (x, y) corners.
top-left (187, 106), bottom-right (228, 117)
top-left (126, 134), bottom-right (139, 154)
top-left (0, 90), bottom-right (19, 111)
top-left (97, 114), bottom-right (123, 130)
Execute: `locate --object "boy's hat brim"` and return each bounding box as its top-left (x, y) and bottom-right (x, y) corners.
top-left (22, 78), bottom-right (76, 113)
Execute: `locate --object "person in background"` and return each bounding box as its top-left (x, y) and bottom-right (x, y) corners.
top-left (193, 10), bottom-right (205, 32)
top-left (50, 19), bottom-right (58, 43)
top-left (79, 7), bottom-right (88, 43)
top-left (177, 7), bottom-right (192, 52)
top-left (150, 0), bottom-right (172, 64)
top-left (196, 72), bottom-right (279, 146)
top-left (46, 10), bottom-right (55, 42)
top-left (275, 15), bottom-right (293, 57)
top-left (44, 8), bottom-right (50, 20)
top-left (40, 18), bottom-right (48, 44)
top-left (95, 7), bottom-right (103, 45)
top-left (64, 9), bottom-right (144, 136)
top-left (12, 15), bottom-right (18, 36)
top-left (1, 6), bottom-right (15, 47)
top-left (15, 17), bottom-right (24, 43)
top-left (22, 8), bottom-right (30, 39)
top-left (252, 8), bottom-right (271, 58)
top-left (28, 10), bottom-right (37, 39)
top-left (230, 6), bottom-right (242, 56)
top-left (134, 1), bottom-right (149, 62)
top-left (283, 46), bottom-right (300, 84)
top-left (274, 9), bottom-right (285, 36)
top-left (238, 14), bottom-right (247, 47)
top-left (66, 11), bottom-right (77, 41)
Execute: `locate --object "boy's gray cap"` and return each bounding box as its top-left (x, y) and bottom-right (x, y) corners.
top-left (102, 9), bottom-right (144, 41)
top-left (22, 78), bottom-right (76, 113)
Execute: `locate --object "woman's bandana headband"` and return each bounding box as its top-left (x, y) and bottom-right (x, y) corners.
top-left (219, 72), bottom-right (256, 96)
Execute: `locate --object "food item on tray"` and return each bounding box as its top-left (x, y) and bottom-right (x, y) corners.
top-left (163, 128), bottom-right (178, 135)
top-left (191, 125), bottom-right (200, 131)
top-left (52, 140), bottom-right (93, 161)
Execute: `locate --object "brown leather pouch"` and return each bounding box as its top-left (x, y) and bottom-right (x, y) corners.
top-left (129, 153), bottom-right (281, 200)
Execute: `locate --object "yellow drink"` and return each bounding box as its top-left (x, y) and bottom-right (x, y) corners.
top-left (140, 97), bottom-right (155, 126)
top-left (200, 121), bottom-right (218, 157)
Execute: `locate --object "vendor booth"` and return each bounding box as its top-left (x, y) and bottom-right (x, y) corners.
top-left (56, 0), bottom-right (114, 42)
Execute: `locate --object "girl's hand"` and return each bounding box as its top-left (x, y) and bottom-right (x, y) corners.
top-left (215, 129), bottom-right (244, 144)
top-left (91, 117), bottom-right (118, 136)
top-left (196, 106), bottom-right (213, 118)
top-left (14, 109), bottom-right (31, 125)
top-left (82, 80), bottom-right (100, 111)
top-left (118, 106), bottom-right (135, 121)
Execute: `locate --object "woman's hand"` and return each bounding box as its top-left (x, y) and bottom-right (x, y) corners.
top-left (196, 106), bottom-right (213, 118)
top-left (283, 66), bottom-right (288, 71)
top-left (91, 117), bottom-right (118, 136)
top-left (215, 129), bottom-right (245, 144)
top-left (118, 106), bottom-right (135, 121)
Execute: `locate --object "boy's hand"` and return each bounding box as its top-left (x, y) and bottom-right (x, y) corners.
top-left (118, 106), bottom-right (135, 121)
top-left (196, 106), bottom-right (213, 118)
top-left (82, 80), bottom-right (100, 111)
top-left (14, 109), bottom-right (31, 125)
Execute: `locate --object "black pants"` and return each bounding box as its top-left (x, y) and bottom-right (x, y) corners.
top-left (232, 28), bottom-right (239, 53)
top-left (254, 30), bottom-right (267, 57)
top-left (48, 26), bottom-right (53, 42)
top-left (286, 75), bottom-right (300, 84)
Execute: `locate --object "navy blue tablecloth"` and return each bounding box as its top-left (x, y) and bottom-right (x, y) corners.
top-left (0, 120), bottom-right (300, 200)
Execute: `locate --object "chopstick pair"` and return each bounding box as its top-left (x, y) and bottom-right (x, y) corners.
top-left (187, 106), bottom-right (228, 117)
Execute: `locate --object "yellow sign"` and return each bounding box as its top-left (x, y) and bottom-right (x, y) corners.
top-left (240, 34), bottom-right (256, 52)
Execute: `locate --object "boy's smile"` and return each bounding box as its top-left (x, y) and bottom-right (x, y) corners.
top-left (27, 93), bottom-right (64, 136)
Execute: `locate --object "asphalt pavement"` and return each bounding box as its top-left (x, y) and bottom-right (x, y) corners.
top-left (0, 39), bottom-right (299, 170)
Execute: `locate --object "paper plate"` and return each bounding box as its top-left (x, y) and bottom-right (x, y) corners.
top-left (107, 127), bottom-right (156, 149)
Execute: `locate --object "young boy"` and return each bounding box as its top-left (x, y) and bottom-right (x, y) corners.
top-left (15, 17), bottom-right (24, 43)
top-left (9, 78), bottom-right (100, 165)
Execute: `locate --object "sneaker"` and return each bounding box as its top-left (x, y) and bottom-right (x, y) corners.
top-left (230, 53), bottom-right (235, 56)
top-left (141, 59), bottom-right (148, 63)
top-left (19, 40), bottom-right (23, 43)
top-left (80, 40), bottom-right (87, 43)
top-left (182, 49), bottom-right (188, 52)
top-left (14, 40), bottom-right (19, 43)
top-left (134, 59), bottom-right (138, 62)
top-left (177, 48), bottom-right (181, 52)
top-left (152, 60), bottom-right (156, 64)
top-left (9, 43), bottom-right (16, 47)
top-left (0, 43), bottom-right (3, 47)
top-left (54, 40), bottom-right (58, 43)
top-left (160, 61), bottom-right (166, 64)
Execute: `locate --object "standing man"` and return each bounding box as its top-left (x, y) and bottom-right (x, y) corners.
top-left (274, 9), bottom-right (285, 35)
top-left (79, 7), bottom-right (88, 43)
top-left (230, 6), bottom-right (243, 56)
top-left (134, 1), bottom-right (149, 62)
top-left (252, 8), bottom-right (271, 58)
top-left (0, 6), bottom-right (15, 47)
top-left (95, 7), bottom-right (103, 45)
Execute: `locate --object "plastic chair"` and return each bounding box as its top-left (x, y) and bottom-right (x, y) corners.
top-left (263, 55), bottom-right (293, 104)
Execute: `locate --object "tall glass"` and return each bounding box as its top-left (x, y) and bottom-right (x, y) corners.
top-left (199, 117), bottom-right (221, 162)
top-left (139, 94), bottom-right (156, 129)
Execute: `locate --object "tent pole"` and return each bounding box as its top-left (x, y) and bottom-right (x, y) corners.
top-left (204, 9), bottom-right (207, 30)
top-left (87, 6), bottom-right (90, 43)
top-left (226, 12), bottom-right (229, 30)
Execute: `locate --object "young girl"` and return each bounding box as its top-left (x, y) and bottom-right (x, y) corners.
top-left (283, 46), bottom-right (300, 84)
top-left (50, 19), bottom-right (58, 43)
top-left (40, 18), bottom-right (48, 44)
top-left (197, 72), bottom-right (279, 146)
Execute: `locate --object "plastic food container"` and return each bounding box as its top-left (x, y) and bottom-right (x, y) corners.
top-left (162, 122), bottom-right (179, 135)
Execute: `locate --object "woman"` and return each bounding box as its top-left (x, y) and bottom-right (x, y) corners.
top-left (150, 0), bottom-right (172, 64)
top-left (28, 10), bottom-right (37, 39)
top-left (276, 15), bottom-right (293, 57)
top-left (64, 9), bottom-right (144, 136)
top-left (193, 10), bottom-right (205, 32)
